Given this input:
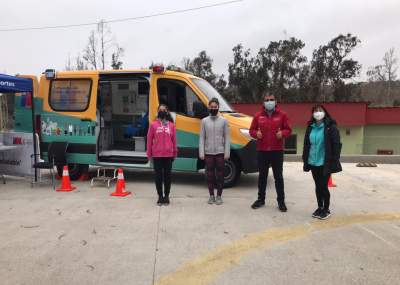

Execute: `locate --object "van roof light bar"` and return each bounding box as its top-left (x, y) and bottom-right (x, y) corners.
top-left (44, 69), bottom-right (56, 80)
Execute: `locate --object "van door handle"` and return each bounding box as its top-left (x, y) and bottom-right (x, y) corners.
top-left (80, 118), bottom-right (92, 122)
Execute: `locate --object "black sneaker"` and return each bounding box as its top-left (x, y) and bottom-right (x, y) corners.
top-left (157, 196), bottom-right (163, 206)
top-left (163, 196), bottom-right (170, 205)
top-left (251, 200), bottom-right (265, 209)
top-left (318, 209), bottom-right (331, 220)
top-left (278, 202), bottom-right (287, 212)
top-left (312, 208), bottom-right (323, 218)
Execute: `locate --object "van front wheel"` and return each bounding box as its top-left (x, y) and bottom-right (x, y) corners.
top-left (224, 157), bottom-right (241, 188)
top-left (57, 164), bottom-right (89, 181)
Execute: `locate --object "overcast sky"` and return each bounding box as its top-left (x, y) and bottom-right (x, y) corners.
top-left (1, 0), bottom-right (399, 81)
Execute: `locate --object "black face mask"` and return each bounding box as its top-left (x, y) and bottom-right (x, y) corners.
top-left (209, 109), bottom-right (219, 116)
top-left (158, 111), bottom-right (168, 119)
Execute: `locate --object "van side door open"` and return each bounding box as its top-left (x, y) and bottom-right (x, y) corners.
top-left (97, 72), bottom-right (150, 164)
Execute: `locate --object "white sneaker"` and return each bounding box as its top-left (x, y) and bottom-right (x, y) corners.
top-left (215, 196), bottom-right (223, 205)
top-left (208, 195), bottom-right (216, 204)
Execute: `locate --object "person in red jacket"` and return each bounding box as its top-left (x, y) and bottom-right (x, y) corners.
top-left (147, 104), bottom-right (177, 206)
top-left (249, 94), bottom-right (292, 211)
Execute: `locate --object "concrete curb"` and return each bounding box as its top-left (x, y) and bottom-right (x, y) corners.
top-left (285, 154), bottom-right (400, 164)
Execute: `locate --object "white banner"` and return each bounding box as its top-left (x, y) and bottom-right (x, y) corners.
top-left (0, 131), bottom-right (35, 177)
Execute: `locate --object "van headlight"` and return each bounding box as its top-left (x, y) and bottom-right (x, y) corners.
top-left (240, 129), bottom-right (255, 140)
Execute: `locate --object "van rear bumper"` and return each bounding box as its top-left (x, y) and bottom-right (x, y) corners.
top-left (236, 140), bottom-right (258, 174)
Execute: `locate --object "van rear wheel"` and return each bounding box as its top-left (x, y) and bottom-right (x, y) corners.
top-left (57, 164), bottom-right (89, 181)
top-left (224, 157), bottom-right (241, 188)
top-left (204, 157), bottom-right (241, 188)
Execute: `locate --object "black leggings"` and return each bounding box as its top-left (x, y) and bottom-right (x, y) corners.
top-left (205, 154), bottom-right (225, 196)
top-left (310, 166), bottom-right (330, 210)
top-left (153, 157), bottom-right (173, 198)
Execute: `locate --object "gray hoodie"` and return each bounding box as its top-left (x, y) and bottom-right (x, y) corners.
top-left (199, 115), bottom-right (230, 158)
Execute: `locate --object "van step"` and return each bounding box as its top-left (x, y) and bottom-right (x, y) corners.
top-left (99, 156), bottom-right (148, 164)
top-left (99, 150), bottom-right (146, 157)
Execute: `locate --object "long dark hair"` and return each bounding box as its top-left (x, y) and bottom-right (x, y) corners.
top-left (308, 104), bottom-right (335, 125)
top-left (157, 104), bottom-right (174, 122)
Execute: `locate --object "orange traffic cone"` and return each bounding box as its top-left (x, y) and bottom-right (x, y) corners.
top-left (110, 169), bottom-right (131, 197)
top-left (328, 175), bottom-right (337, 188)
top-left (56, 166), bottom-right (77, 192)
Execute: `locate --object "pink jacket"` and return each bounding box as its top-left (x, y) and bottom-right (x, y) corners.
top-left (147, 119), bottom-right (178, 158)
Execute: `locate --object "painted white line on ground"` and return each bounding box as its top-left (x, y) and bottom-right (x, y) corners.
top-left (357, 224), bottom-right (400, 251)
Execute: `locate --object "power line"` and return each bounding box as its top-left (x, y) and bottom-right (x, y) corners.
top-left (0, 0), bottom-right (243, 32)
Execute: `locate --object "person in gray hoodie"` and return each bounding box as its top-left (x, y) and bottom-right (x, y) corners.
top-left (199, 98), bottom-right (230, 205)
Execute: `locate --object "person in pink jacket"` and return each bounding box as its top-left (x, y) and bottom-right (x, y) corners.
top-left (147, 104), bottom-right (177, 206)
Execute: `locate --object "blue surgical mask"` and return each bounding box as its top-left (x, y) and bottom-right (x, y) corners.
top-left (264, 101), bottom-right (276, 111)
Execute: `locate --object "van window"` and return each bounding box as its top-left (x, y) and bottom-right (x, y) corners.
top-left (157, 79), bottom-right (203, 117)
top-left (49, 79), bottom-right (92, 111)
top-left (191, 78), bottom-right (234, 112)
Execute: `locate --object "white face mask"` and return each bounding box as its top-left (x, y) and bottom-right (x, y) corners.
top-left (313, 111), bottom-right (325, 121)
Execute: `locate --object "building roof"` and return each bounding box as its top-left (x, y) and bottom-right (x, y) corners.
top-left (366, 107), bottom-right (400, 125)
top-left (232, 102), bottom-right (400, 127)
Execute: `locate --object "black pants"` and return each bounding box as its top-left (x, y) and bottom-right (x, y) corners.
top-left (153, 157), bottom-right (173, 198)
top-left (257, 150), bottom-right (285, 203)
top-left (310, 166), bottom-right (330, 210)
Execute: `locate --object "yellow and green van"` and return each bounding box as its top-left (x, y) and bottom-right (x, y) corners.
top-left (34, 66), bottom-right (258, 187)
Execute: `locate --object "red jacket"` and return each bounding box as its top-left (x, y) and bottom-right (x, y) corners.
top-left (249, 106), bottom-right (292, 151)
top-left (147, 119), bottom-right (178, 158)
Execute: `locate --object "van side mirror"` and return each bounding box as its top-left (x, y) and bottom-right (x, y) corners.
top-left (193, 102), bottom-right (208, 119)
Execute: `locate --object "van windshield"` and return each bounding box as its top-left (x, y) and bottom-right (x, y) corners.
top-left (191, 78), bottom-right (234, 112)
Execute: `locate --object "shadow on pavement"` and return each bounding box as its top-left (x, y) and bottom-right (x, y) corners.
top-left (88, 168), bottom-right (258, 190)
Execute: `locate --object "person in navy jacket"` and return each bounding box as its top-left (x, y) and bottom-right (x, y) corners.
top-left (302, 104), bottom-right (342, 220)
